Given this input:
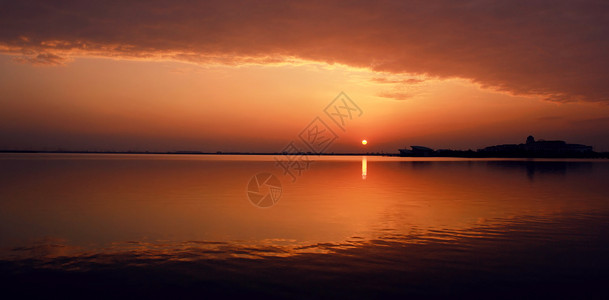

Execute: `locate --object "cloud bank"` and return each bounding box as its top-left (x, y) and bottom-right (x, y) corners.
top-left (2, 0), bottom-right (609, 102)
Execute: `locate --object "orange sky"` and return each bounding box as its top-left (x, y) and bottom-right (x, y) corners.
top-left (1, 1), bottom-right (609, 152)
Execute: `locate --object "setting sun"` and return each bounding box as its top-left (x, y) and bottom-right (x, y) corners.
top-left (362, 139), bottom-right (368, 145)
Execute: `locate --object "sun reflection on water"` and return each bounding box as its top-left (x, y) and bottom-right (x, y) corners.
top-left (362, 156), bottom-right (367, 180)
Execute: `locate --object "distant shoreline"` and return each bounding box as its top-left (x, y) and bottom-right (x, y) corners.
top-left (0, 150), bottom-right (394, 156)
top-left (1, 150), bottom-right (607, 159)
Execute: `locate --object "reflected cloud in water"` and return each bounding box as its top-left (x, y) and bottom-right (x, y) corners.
top-left (1, 154), bottom-right (609, 297)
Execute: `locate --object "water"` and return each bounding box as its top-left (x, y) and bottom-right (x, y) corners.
top-left (1, 154), bottom-right (608, 298)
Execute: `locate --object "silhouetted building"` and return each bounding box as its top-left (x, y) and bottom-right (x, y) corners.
top-left (399, 145), bottom-right (434, 157)
top-left (479, 136), bottom-right (593, 157)
top-left (397, 136), bottom-right (595, 158)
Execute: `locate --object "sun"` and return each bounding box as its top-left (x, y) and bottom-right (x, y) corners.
top-left (361, 139), bottom-right (368, 145)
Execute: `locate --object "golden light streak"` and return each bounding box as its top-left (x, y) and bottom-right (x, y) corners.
top-left (362, 157), bottom-right (367, 180)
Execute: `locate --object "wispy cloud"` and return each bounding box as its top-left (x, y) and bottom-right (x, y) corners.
top-left (2, 0), bottom-right (609, 102)
top-left (376, 91), bottom-right (413, 101)
top-left (371, 77), bottom-right (425, 85)
top-left (13, 52), bottom-right (69, 65)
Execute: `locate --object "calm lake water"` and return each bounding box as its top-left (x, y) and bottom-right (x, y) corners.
top-left (1, 154), bottom-right (608, 298)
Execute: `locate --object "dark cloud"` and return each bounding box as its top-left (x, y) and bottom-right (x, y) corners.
top-left (2, 0), bottom-right (609, 102)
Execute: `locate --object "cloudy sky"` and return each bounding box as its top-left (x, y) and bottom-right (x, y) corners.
top-left (1, 0), bottom-right (609, 152)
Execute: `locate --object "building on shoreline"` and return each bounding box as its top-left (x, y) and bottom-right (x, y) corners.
top-left (398, 136), bottom-right (596, 158)
top-left (479, 136), bottom-right (593, 156)
top-left (398, 145), bottom-right (435, 157)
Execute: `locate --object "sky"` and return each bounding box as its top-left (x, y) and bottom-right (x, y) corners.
top-left (1, 0), bottom-right (609, 152)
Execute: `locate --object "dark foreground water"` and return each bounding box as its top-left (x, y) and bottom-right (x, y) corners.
top-left (1, 154), bottom-right (608, 298)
